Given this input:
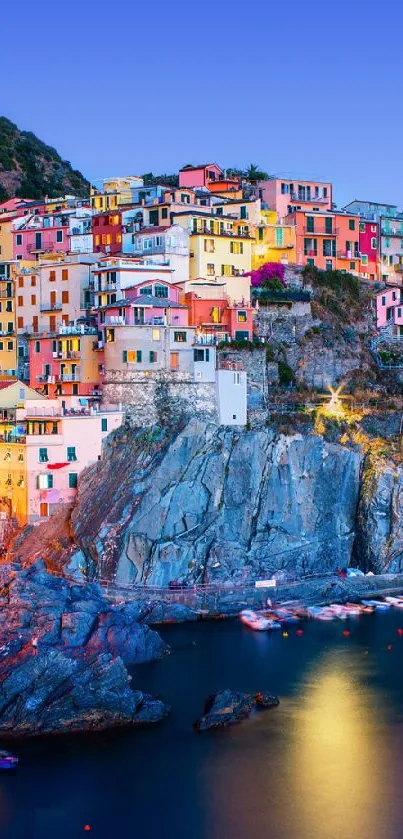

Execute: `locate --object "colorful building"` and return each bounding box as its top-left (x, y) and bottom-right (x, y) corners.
top-left (358, 220), bottom-right (379, 281)
top-left (92, 256), bottom-right (175, 308)
top-left (375, 286), bottom-right (403, 334)
top-left (344, 200), bottom-right (403, 284)
top-left (15, 256), bottom-right (95, 336)
top-left (0, 262), bottom-right (17, 378)
top-left (252, 210), bottom-right (296, 268)
top-left (0, 380), bottom-right (122, 526)
top-left (126, 224), bottom-right (190, 283)
top-left (28, 325), bottom-right (101, 400)
top-left (257, 178), bottom-right (333, 221)
top-left (179, 163), bottom-right (225, 189)
top-left (184, 287), bottom-right (253, 342)
top-left (172, 211), bottom-right (252, 282)
top-left (90, 177), bottom-right (144, 212)
top-left (285, 210), bottom-right (363, 274)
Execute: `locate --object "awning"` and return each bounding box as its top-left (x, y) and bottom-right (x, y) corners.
top-left (47, 463), bottom-right (69, 470)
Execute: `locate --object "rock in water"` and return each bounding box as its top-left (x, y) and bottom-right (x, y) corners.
top-left (0, 561), bottom-right (169, 736)
top-left (195, 689), bottom-right (279, 731)
top-left (0, 647), bottom-right (169, 737)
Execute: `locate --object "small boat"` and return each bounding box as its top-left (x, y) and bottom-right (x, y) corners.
top-left (361, 599), bottom-right (391, 611)
top-left (273, 607), bottom-right (300, 624)
top-left (307, 606), bottom-right (335, 621)
top-left (385, 597), bottom-right (403, 608)
top-left (0, 751), bottom-right (18, 770)
top-left (240, 610), bottom-right (281, 631)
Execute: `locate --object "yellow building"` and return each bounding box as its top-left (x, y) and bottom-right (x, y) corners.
top-left (0, 381), bottom-right (46, 526)
top-left (90, 176), bottom-right (143, 211)
top-left (252, 210), bottom-right (297, 268)
top-left (0, 215), bottom-right (15, 262)
top-left (0, 263), bottom-right (17, 378)
top-left (173, 211), bottom-right (252, 281)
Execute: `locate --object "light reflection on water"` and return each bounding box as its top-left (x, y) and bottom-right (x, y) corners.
top-left (2, 616), bottom-right (403, 838)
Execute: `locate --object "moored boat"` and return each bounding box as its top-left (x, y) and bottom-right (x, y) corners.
top-left (240, 610), bottom-right (281, 631)
top-left (0, 750), bottom-right (18, 770)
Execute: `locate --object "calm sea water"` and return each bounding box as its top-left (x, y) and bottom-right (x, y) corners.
top-left (2, 611), bottom-right (403, 839)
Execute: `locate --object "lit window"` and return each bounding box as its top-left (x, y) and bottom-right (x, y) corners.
top-left (174, 331), bottom-right (187, 343)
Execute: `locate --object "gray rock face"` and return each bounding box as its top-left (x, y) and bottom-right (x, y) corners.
top-left (354, 456), bottom-right (403, 573)
top-left (195, 689), bottom-right (279, 731)
top-left (113, 421), bottom-right (361, 585)
top-left (0, 647), bottom-right (168, 737)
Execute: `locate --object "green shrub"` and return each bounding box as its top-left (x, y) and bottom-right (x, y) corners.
top-left (278, 361), bottom-right (295, 387)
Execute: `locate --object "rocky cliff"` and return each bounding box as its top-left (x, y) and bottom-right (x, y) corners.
top-left (11, 420), bottom-right (403, 582)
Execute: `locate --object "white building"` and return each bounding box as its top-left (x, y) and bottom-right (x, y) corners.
top-left (122, 224), bottom-right (190, 284)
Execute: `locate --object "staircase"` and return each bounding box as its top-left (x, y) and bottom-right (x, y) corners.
top-left (369, 318), bottom-right (403, 368)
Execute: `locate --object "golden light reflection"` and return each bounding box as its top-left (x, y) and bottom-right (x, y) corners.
top-left (290, 656), bottom-right (387, 839)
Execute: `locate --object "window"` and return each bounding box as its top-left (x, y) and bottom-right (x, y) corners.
top-left (122, 350), bottom-right (128, 362)
top-left (38, 447), bottom-right (48, 463)
top-left (139, 286), bottom-right (152, 295)
top-left (68, 473), bottom-right (78, 489)
top-left (240, 206), bottom-right (247, 219)
top-left (17, 296), bottom-right (23, 307)
top-left (56, 230), bottom-right (63, 243)
top-left (204, 239), bottom-right (215, 253)
top-left (154, 284), bottom-right (168, 298)
top-left (101, 418), bottom-right (108, 432)
top-left (161, 207), bottom-right (168, 219)
top-left (306, 216), bottom-right (315, 233)
top-left (371, 238), bottom-right (377, 249)
top-left (62, 269), bottom-right (68, 281)
top-left (350, 262), bottom-right (356, 270)
top-left (7, 341), bottom-right (13, 351)
top-left (194, 349), bottom-right (210, 362)
top-left (18, 277), bottom-right (24, 288)
top-left (37, 474), bottom-right (53, 490)
top-left (174, 331), bottom-right (187, 343)
top-left (323, 188), bottom-right (328, 198)
top-left (62, 291), bottom-right (69, 303)
top-left (230, 241), bottom-right (243, 254)
top-left (349, 219), bottom-right (356, 230)
top-left (381, 295), bottom-right (386, 305)
top-left (67, 446), bottom-right (77, 462)
top-left (106, 328), bottom-right (115, 343)
top-left (31, 295), bottom-right (36, 305)
top-left (281, 183), bottom-right (289, 194)
top-left (31, 275), bottom-right (36, 286)
top-left (35, 340), bottom-right (40, 353)
top-left (136, 350), bottom-right (142, 362)
top-left (385, 238), bottom-right (390, 249)
top-left (361, 254), bottom-right (368, 266)
top-left (359, 222), bottom-right (365, 232)
top-left (237, 310), bottom-right (247, 322)
top-left (16, 234), bottom-right (22, 245)
top-left (17, 316), bottom-right (23, 329)
top-left (399, 308), bottom-right (402, 318)
top-left (234, 372), bottom-right (241, 385)
top-left (323, 240), bottom-right (336, 257)
top-left (325, 217), bottom-right (333, 234)
top-left (258, 227), bottom-right (264, 241)
top-left (221, 264), bottom-right (231, 276)
top-left (234, 330), bottom-right (249, 341)
top-left (50, 270), bottom-right (56, 282)
top-left (149, 351), bottom-right (157, 363)
top-left (152, 328), bottom-right (160, 341)
top-left (207, 263), bottom-right (215, 276)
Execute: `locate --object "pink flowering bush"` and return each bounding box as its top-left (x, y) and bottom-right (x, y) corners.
top-left (248, 262), bottom-right (286, 289)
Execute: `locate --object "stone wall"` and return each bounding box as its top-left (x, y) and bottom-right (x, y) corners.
top-left (254, 302), bottom-right (314, 344)
top-left (102, 369), bottom-right (217, 427)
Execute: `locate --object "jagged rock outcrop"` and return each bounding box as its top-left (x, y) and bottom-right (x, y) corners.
top-left (0, 647), bottom-right (168, 737)
top-left (0, 561), bottom-right (168, 735)
top-left (195, 690), bottom-right (279, 731)
top-left (354, 455), bottom-right (403, 573)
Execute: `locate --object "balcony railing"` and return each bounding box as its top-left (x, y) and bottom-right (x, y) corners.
top-left (27, 241), bottom-right (58, 253)
top-left (0, 330), bottom-right (15, 337)
top-left (303, 227), bottom-right (339, 235)
top-left (56, 371), bottom-right (81, 382)
top-left (104, 316), bottom-right (125, 325)
top-left (337, 251), bottom-right (360, 260)
top-left (53, 350), bottom-right (81, 360)
top-left (381, 228), bottom-right (403, 237)
top-left (290, 193), bottom-right (329, 204)
top-left (40, 302), bottom-right (63, 312)
top-left (96, 283), bottom-right (118, 293)
top-left (191, 225), bottom-right (252, 239)
top-left (194, 332), bottom-right (230, 345)
top-left (0, 290), bottom-right (15, 299)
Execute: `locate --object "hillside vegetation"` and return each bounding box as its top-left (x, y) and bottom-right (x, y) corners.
top-left (0, 117), bottom-right (90, 201)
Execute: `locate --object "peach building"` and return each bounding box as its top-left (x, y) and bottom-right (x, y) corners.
top-left (0, 380), bottom-right (123, 525)
top-left (257, 178), bottom-right (332, 221)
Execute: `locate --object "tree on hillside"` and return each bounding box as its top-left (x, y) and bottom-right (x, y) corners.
top-left (244, 163), bottom-right (269, 182)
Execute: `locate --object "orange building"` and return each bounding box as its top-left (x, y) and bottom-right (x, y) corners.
top-left (184, 288), bottom-right (253, 342)
top-left (286, 210), bottom-right (361, 274)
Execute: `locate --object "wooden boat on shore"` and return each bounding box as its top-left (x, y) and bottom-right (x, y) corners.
top-left (240, 610), bottom-right (281, 631)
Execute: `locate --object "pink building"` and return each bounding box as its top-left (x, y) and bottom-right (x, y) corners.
top-left (375, 286), bottom-right (403, 333)
top-left (13, 212), bottom-right (70, 260)
top-left (96, 279), bottom-right (188, 333)
top-left (22, 397), bottom-right (123, 522)
top-left (179, 163), bottom-right (224, 189)
top-left (359, 220), bottom-right (379, 281)
top-left (257, 178), bottom-right (333, 221)
top-left (28, 325), bottom-right (102, 401)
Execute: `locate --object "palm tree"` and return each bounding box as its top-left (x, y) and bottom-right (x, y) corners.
top-left (244, 163), bottom-right (268, 182)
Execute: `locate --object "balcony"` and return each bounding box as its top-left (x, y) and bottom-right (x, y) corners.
top-left (394, 264), bottom-right (403, 273)
top-left (192, 225), bottom-right (253, 239)
top-left (56, 370), bottom-right (81, 382)
top-left (27, 241), bottom-right (58, 254)
top-left (381, 228), bottom-right (403, 238)
top-left (104, 315), bottom-right (125, 326)
top-left (194, 332), bottom-right (230, 345)
top-left (96, 283), bottom-right (118, 293)
top-left (0, 330), bottom-right (15, 337)
top-left (53, 350), bottom-right (81, 360)
top-left (303, 227), bottom-right (338, 236)
top-left (290, 193), bottom-right (329, 204)
top-left (337, 251), bottom-right (360, 260)
top-left (0, 289), bottom-right (15, 299)
top-left (40, 302), bottom-right (63, 312)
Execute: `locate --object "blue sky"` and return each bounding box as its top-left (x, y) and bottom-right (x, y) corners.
top-left (1, 0), bottom-right (403, 207)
